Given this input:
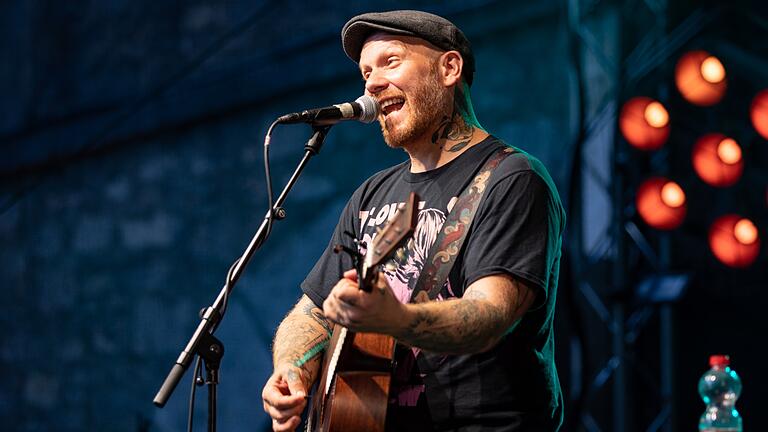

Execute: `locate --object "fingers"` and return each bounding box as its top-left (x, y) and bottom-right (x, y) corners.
top-left (343, 268), bottom-right (358, 281)
top-left (374, 271), bottom-right (391, 294)
top-left (324, 291), bottom-right (367, 328)
top-left (264, 388), bottom-right (305, 410)
top-left (263, 389), bottom-right (305, 414)
top-left (262, 371), bottom-right (308, 430)
top-left (266, 400), bottom-right (305, 424)
top-left (268, 371), bottom-right (307, 407)
top-left (323, 294), bottom-right (352, 326)
top-left (272, 415), bottom-right (301, 432)
top-left (333, 278), bottom-right (361, 305)
top-left (286, 373), bottom-right (307, 399)
top-left (324, 270), bottom-right (395, 330)
top-left (323, 278), bottom-right (360, 321)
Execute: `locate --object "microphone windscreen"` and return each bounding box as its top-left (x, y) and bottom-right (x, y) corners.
top-left (356, 95), bottom-right (380, 123)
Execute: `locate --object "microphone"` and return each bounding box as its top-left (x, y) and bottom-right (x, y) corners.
top-left (276, 95), bottom-right (380, 125)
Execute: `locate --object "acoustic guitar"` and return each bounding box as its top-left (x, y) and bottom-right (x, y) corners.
top-left (306, 192), bottom-right (419, 432)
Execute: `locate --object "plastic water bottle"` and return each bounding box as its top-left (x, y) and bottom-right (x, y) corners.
top-left (698, 354), bottom-right (742, 432)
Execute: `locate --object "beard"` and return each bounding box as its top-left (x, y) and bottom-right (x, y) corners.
top-left (379, 68), bottom-right (452, 148)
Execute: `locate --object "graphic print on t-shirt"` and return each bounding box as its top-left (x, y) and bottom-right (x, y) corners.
top-left (358, 197), bottom-right (458, 303)
top-left (358, 197), bottom-right (458, 407)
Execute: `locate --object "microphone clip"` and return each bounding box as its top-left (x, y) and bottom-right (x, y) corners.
top-left (304, 125), bottom-right (332, 155)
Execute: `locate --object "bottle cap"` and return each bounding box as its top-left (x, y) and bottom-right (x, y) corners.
top-left (709, 354), bottom-right (730, 367)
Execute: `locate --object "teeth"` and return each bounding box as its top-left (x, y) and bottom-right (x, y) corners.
top-left (381, 98), bottom-right (405, 109)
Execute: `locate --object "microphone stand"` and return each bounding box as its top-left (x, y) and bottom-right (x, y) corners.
top-left (153, 124), bottom-right (333, 432)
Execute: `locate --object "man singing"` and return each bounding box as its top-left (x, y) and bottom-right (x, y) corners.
top-left (262, 10), bottom-right (565, 431)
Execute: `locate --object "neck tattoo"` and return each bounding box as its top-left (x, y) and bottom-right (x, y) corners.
top-left (431, 114), bottom-right (474, 153)
top-left (430, 89), bottom-right (476, 153)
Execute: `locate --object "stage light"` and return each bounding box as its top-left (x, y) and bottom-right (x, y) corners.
top-left (692, 133), bottom-right (744, 187)
top-left (716, 138), bottom-right (742, 164)
top-left (661, 182), bottom-right (685, 207)
top-left (645, 101), bottom-right (669, 128)
top-left (636, 177), bottom-right (687, 230)
top-left (620, 97), bottom-right (670, 151)
top-left (734, 219), bottom-right (758, 245)
top-left (709, 215), bottom-right (761, 268)
top-left (675, 51), bottom-right (727, 106)
top-left (700, 56), bottom-right (725, 84)
top-left (751, 89), bottom-right (768, 140)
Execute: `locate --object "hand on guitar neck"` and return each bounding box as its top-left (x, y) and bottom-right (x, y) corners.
top-left (322, 269), bottom-right (408, 335)
top-left (322, 193), bottom-right (419, 337)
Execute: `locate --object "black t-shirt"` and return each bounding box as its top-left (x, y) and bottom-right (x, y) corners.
top-left (302, 136), bottom-right (565, 431)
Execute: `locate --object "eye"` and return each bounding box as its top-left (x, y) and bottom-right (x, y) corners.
top-left (386, 56), bottom-right (400, 67)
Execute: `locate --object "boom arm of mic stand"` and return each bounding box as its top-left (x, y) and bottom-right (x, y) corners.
top-left (153, 124), bottom-right (333, 408)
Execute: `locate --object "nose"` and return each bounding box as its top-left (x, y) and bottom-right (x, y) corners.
top-left (364, 70), bottom-right (389, 95)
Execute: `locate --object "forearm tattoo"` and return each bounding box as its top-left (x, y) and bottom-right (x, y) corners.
top-left (272, 296), bottom-right (331, 382)
top-left (396, 280), bottom-right (534, 354)
top-left (301, 296), bottom-right (332, 336)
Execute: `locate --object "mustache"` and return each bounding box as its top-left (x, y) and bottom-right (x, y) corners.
top-left (374, 92), bottom-right (407, 104)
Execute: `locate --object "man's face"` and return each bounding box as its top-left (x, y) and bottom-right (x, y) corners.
top-left (358, 34), bottom-right (452, 148)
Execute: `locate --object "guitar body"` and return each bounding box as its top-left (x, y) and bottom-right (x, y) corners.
top-left (306, 192), bottom-right (419, 432)
top-left (307, 325), bottom-right (395, 432)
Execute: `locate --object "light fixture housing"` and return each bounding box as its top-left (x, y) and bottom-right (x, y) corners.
top-left (636, 177), bottom-right (687, 230)
top-left (620, 97), bottom-right (671, 151)
top-left (709, 215), bottom-right (761, 268)
top-left (675, 50), bottom-right (727, 106)
top-left (692, 133), bottom-right (744, 187)
top-left (750, 89), bottom-right (768, 140)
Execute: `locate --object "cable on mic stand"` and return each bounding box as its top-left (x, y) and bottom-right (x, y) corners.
top-left (154, 115), bottom-right (336, 432)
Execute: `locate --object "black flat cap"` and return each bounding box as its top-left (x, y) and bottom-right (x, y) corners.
top-left (341, 10), bottom-right (475, 86)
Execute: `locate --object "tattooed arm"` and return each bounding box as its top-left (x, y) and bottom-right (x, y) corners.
top-left (272, 295), bottom-right (331, 380)
top-left (393, 274), bottom-right (536, 354)
top-left (262, 295), bottom-right (331, 432)
top-left (324, 271), bottom-right (536, 355)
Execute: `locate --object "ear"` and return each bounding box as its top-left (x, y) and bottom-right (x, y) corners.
top-left (438, 51), bottom-right (463, 87)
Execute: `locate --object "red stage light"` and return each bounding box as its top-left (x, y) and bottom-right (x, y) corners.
top-left (636, 177), bottom-right (687, 230)
top-left (709, 215), bottom-right (761, 268)
top-left (751, 89), bottom-right (768, 140)
top-left (734, 219), bottom-right (758, 245)
top-left (675, 51), bottom-right (727, 106)
top-left (620, 97), bottom-right (670, 150)
top-left (692, 133), bottom-right (744, 187)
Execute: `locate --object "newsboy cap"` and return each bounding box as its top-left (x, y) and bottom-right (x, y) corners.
top-left (341, 10), bottom-right (475, 86)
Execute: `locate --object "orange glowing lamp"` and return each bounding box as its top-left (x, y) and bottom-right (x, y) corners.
top-left (709, 215), bottom-right (761, 268)
top-left (636, 177), bottom-right (687, 230)
top-left (751, 89), bottom-right (768, 140)
top-left (692, 133), bottom-right (744, 187)
top-left (675, 51), bottom-right (727, 106)
top-left (620, 97), bottom-right (670, 150)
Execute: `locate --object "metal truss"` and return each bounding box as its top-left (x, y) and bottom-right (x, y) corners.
top-left (566, 0), bottom-right (712, 431)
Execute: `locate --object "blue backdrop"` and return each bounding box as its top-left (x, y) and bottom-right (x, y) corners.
top-left (0, 2), bottom-right (578, 430)
top-left (4, 1), bottom-right (765, 431)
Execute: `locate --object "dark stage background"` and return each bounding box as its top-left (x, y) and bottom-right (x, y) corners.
top-left (1, 1), bottom-right (765, 431)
